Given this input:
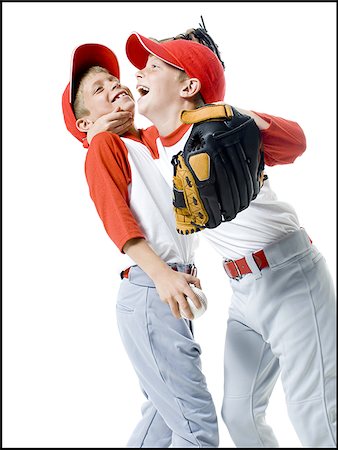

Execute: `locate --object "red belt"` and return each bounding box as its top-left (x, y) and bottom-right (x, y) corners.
top-left (223, 249), bottom-right (269, 280)
top-left (224, 232), bottom-right (313, 280)
top-left (120, 267), bottom-right (131, 279)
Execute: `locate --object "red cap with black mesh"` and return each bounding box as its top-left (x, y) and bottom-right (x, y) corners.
top-left (126, 32), bottom-right (225, 104)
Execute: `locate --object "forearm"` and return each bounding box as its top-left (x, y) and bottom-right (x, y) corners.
top-left (234, 106), bottom-right (306, 165)
top-left (123, 238), bottom-right (171, 280)
top-left (123, 238), bottom-right (201, 320)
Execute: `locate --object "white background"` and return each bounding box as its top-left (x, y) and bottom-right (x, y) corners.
top-left (2, 2), bottom-right (336, 448)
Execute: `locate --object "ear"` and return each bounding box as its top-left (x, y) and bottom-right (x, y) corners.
top-left (180, 78), bottom-right (201, 100)
top-left (76, 117), bottom-right (94, 133)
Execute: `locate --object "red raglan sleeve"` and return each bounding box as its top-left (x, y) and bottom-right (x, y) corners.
top-left (85, 131), bottom-right (145, 252)
top-left (139, 125), bottom-right (160, 159)
top-left (253, 112), bottom-right (307, 166)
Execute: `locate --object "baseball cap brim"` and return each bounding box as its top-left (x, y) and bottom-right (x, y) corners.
top-left (126, 33), bottom-right (184, 71)
top-left (70, 43), bottom-right (120, 104)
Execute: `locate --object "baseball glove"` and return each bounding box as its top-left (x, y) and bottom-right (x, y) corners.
top-left (172, 104), bottom-right (266, 234)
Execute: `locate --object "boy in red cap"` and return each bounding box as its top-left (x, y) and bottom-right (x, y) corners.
top-left (124, 33), bottom-right (336, 448)
top-left (62, 43), bottom-right (222, 448)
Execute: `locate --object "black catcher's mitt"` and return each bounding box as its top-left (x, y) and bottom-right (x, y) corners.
top-left (171, 104), bottom-right (266, 234)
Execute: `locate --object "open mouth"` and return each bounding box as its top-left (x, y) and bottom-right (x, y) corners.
top-left (112, 91), bottom-right (128, 103)
top-left (137, 85), bottom-right (150, 97)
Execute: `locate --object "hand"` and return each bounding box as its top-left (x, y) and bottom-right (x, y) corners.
top-left (87, 107), bottom-right (134, 144)
top-left (122, 239), bottom-right (202, 320)
top-left (233, 106), bottom-right (270, 131)
top-left (152, 266), bottom-right (202, 320)
top-left (210, 103), bottom-right (270, 130)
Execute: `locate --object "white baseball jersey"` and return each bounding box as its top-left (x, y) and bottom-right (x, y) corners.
top-left (85, 130), bottom-right (197, 273)
top-left (85, 112), bottom-right (306, 269)
top-left (151, 112), bottom-right (306, 259)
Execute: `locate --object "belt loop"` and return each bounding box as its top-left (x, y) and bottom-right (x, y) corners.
top-left (245, 253), bottom-right (263, 279)
top-left (192, 264), bottom-right (197, 277)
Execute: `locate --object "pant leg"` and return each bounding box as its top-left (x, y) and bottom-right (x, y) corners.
top-left (127, 398), bottom-right (172, 448)
top-left (241, 230), bottom-right (336, 447)
top-left (116, 266), bottom-right (219, 448)
top-left (221, 309), bottom-right (280, 447)
top-left (260, 243), bottom-right (337, 447)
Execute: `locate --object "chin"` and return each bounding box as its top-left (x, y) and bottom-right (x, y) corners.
top-left (115, 96), bottom-right (135, 113)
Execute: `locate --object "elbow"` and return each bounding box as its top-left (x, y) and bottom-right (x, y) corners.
top-left (293, 124), bottom-right (307, 157)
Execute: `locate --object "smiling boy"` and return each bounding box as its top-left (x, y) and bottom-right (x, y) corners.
top-left (125, 33), bottom-right (336, 448)
top-left (62, 43), bottom-right (221, 448)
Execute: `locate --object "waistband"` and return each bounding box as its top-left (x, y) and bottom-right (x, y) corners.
top-left (223, 228), bottom-right (312, 280)
top-left (120, 263), bottom-right (197, 284)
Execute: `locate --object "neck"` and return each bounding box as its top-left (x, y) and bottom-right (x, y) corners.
top-left (148, 100), bottom-right (196, 137)
top-left (155, 116), bottom-right (182, 136)
top-left (125, 124), bottom-right (141, 139)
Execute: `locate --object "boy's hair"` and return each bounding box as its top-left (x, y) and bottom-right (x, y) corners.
top-left (153, 16), bottom-right (225, 69)
top-left (73, 66), bottom-right (110, 119)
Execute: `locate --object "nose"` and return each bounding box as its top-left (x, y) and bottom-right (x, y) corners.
top-left (136, 69), bottom-right (144, 79)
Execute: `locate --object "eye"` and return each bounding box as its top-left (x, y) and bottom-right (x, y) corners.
top-left (94, 86), bottom-right (103, 94)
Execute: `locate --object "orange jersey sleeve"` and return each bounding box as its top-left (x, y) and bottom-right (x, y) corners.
top-left (254, 112), bottom-right (307, 166)
top-left (85, 132), bottom-right (145, 252)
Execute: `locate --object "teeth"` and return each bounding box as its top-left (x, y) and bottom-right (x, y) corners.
top-left (115, 92), bottom-right (126, 100)
top-left (137, 86), bottom-right (149, 95)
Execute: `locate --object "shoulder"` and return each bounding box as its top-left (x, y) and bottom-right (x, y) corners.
top-left (90, 131), bottom-right (128, 150)
top-left (87, 132), bottom-right (129, 161)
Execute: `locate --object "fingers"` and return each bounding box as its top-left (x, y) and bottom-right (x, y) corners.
top-left (184, 285), bottom-right (201, 310)
top-left (167, 297), bottom-right (184, 319)
top-left (106, 110), bottom-right (132, 120)
top-left (101, 113), bottom-right (133, 136)
top-left (156, 272), bottom-right (202, 320)
top-left (176, 294), bottom-right (195, 320)
top-left (165, 293), bottom-right (194, 320)
top-left (183, 273), bottom-right (202, 289)
top-left (111, 118), bottom-right (134, 135)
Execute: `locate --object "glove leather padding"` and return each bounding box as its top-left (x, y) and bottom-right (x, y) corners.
top-left (172, 105), bottom-right (264, 233)
top-left (181, 104), bottom-right (233, 124)
top-left (173, 154), bottom-right (210, 234)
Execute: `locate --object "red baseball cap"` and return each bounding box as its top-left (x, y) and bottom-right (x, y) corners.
top-left (62, 43), bottom-right (120, 143)
top-left (125, 33), bottom-right (225, 104)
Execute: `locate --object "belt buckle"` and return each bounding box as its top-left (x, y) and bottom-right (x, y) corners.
top-left (224, 259), bottom-right (244, 281)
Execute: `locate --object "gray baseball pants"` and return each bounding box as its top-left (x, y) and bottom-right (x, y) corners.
top-left (222, 229), bottom-right (336, 447)
top-left (116, 265), bottom-right (219, 448)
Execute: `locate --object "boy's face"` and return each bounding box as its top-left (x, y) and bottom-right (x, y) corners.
top-left (82, 71), bottom-right (135, 122)
top-left (136, 55), bottom-right (187, 119)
